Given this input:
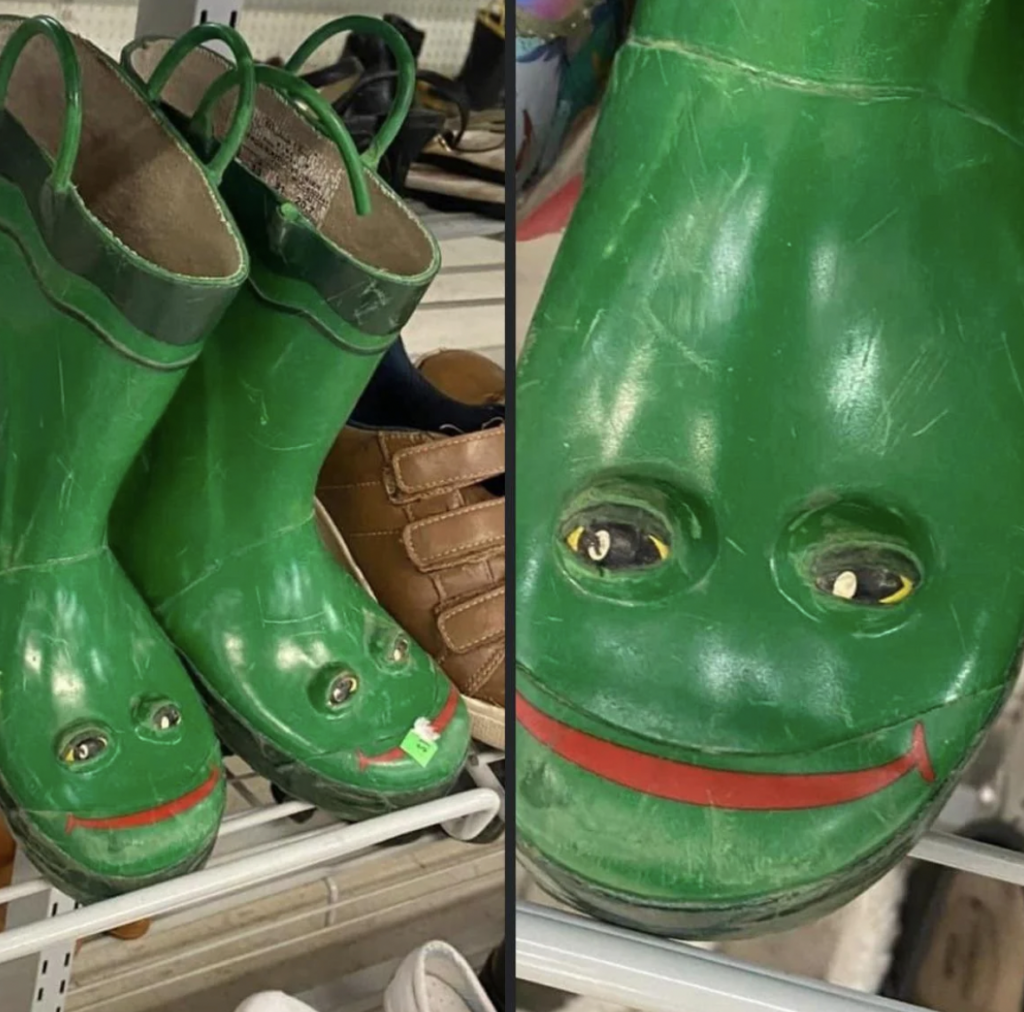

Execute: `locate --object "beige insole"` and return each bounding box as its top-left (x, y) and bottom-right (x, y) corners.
top-left (127, 39), bottom-right (436, 279)
top-left (0, 21), bottom-right (242, 279)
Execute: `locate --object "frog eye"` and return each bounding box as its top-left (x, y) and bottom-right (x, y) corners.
top-left (562, 506), bottom-right (671, 571)
top-left (388, 636), bottom-right (410, 664)
top-left (61, 732), bottom-right (108, 766)
top-left (327, 672), bottom-right (359, 708)
top-left (152, 704), bottom-right (182, 732)
top-left (812, 547), bottom-right (919, 606)
top-left (135, 699), bottom-right (183, 737)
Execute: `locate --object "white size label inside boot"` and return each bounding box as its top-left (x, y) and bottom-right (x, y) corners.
top-left (241, 107), bottom-right (343, 228)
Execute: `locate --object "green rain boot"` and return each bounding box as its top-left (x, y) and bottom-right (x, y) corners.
top-left (0, 18), bottom-right (254, 901)
top-left (114, 19), bottom-right (470, 819)
top-left (516, 0), bottom-right (1024, 937)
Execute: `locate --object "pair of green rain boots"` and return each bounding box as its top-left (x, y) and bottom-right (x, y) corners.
top-left (0, 14), bottom-right (469, 903)
top-left (517, 0), bottom-right (1024, 937)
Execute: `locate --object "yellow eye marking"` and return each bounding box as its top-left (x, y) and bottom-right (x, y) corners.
top-left (880, 575), bottom-right (914, 605)
top-left (566, 526), bottom-right (584, 553)
top-left (649, 535), bottom-right (670, 560)
top-left (62, 748), bottom-right (74, 764)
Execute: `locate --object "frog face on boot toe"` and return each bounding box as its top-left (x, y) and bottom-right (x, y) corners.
top-left (520, 434), bottom-right (1019, 937)
top-left (1, 662), bottom-right (225, 902)
top-left (515, 144), bottom-right (1024, 934)
top-left (518, 484), bottom-right (1001, 936)
top-left (57, 698), bottom-right (187, 775)
top-left (297, 644), bottom-right (463, 787)
top-left (181, 574), bottom-right (469, 817)
top-left (47, 695), bottom-right (221, 839)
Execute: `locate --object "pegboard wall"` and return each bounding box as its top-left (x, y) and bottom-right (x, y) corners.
top-left (0, 1), bottom-right (484, 74)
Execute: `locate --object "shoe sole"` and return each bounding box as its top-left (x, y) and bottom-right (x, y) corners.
top-left (467, 698), bottom-right (505, 751)
top-left (517, 808), bottom-right (927, 940)
top-left (184, 658), bottom-right (467, 821)
top-left (0, 762), bottom-right (220, 905)
top-left (314, 497), bottom-right (377, 597)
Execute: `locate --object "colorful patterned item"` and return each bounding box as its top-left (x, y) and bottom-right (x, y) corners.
top-left (515, 0), bottom-right (627, 194)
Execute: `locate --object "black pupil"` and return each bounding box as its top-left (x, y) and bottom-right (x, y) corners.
top-left (576, 522), bottom-right (662, 569)
top-left (818, 568), bottom-right (904, 603)
top-left (154, 706), bottom-right (180, 729)
top-left (330, 677), bottom-right (354, 704)
top-left (74, 737), bottom-right (104, 761)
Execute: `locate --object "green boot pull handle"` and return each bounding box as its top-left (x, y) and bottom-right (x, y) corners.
top-left (0, 16), bottom-right (83, 194)
top-left (192, 64), bottom-right (372, 217)
top-left (284, 16), bottom-right (415, 171)
top-left (144, 22), bottom-right (256, 186)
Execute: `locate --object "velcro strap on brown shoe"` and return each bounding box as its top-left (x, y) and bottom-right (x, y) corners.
top-left (438, 586), bottom-right (505, 653)
top-left (403, 500), bottom-right (505, 572)
top-left (392, 427), bottom-right (504, 495)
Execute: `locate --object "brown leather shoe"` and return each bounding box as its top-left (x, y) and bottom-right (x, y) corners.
top-left (319, 425), bottom-right (505, 748)
top-left (418, 349), bottom-right (505, 406)
top-left (317, 345), bottom-right (505, 749)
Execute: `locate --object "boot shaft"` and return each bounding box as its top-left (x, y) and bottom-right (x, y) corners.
top-left (120, 287), bottom-right (389, 605)
top-left (0, 238), bottom-right (190, 566)
top-left (115, 29), bottom-right (440, 598)
top-left (0, 19), bottom-right (247, 566)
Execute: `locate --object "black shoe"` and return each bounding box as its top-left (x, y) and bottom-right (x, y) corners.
top-left (301, 17), bottom-right (479, 195)
top-left (456, 4), bottom-right (505, 112)
top-left (478, 939), bottom-right (505, 1012)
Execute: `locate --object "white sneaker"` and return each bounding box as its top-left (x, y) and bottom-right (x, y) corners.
top-left (234, 994), bottom-right (317, 1012)
top-left (384, 940), bottom-right (497, 1012)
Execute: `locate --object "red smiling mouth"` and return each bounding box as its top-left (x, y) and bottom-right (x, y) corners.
top-left (517, 693), bottom-right (936, 810)
top-left (357, 686), bottom-right (461, 769)
top-left (65, 766), bottom-right (221, 833)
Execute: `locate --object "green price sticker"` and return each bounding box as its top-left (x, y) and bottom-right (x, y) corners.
top-left (401, 729), bottom-right (438, 768)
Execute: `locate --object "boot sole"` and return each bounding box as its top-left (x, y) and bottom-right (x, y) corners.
top-left (517, 811), bottom-right (930, 941)
top-left (185, 657), bottom-right (467, 821)
top-left (466, 698), bottom-right (505, 750)
top-left (0, 768), bottom-right (217, 905)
